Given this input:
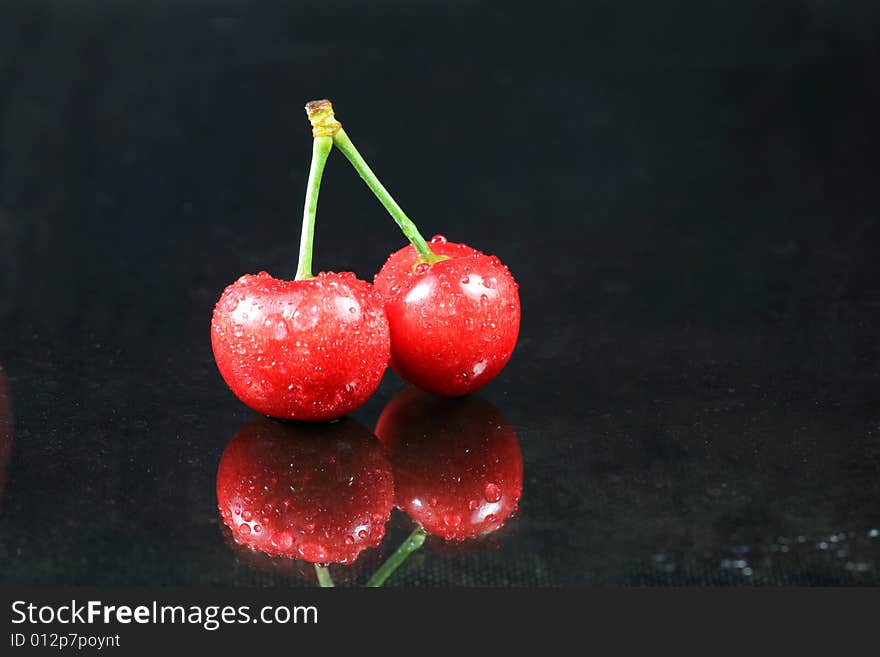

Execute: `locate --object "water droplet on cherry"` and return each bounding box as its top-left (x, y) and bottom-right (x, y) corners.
top-left (443, 513), bottom-right (462, 527)
top-left (274, 532), bottom-right (293, 549)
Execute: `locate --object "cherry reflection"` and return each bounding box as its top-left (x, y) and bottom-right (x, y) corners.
top-left (216, 416), bottom-right (394, 575)
top-left (375, 388), bottom-right (523, 542)
top-left (0, 364), bottom-right (12, 511)
top-left (225, 535), bottom-right (391, 585)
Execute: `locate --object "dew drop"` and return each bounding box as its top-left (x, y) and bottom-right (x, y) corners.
top-left (268, 313), bottom-right (289, 339)
top-left (443, 513), bottom-right (462, 527)
top-left (485, 482), bottom-right (501, 502)
top-left (431, 234), bottom-right (448, 244)
top-left (300, 541), bottom-right (328, 562)
top-left (274, 532), bottom-right (293, 550)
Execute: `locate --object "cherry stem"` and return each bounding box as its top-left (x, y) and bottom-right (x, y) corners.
top-left (314, 564), bottom-right (335, 587)
top-left (295, 135), bottom-right (333, 281)
top-left (331, 129), bottom-right (442, 263)
top-left (303, 99), bottom-right (446, 265)
top-left (364, 526), bottom-right (428, 587)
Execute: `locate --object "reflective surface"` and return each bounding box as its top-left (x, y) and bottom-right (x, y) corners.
top-left (1, 2), bottom-right (879, 585)
top-left (216, 417), bottom-right (394, 566)
top-left (375, 390), bottom-right (522, 542)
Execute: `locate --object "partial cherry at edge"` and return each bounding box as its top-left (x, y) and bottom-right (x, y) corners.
top-left (211, 270), bottom-right (390, 422)
top-left (373, 237), bottom-right (520, 397)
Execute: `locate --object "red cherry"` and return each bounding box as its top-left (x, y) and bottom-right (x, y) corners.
top-left (211, 270), bottom-right (390, 422)
top-left (216, 416), bottom-right (394, 565)
top-left (0, 365), bottom-right (11, 511)
top-left (375, 388), bottom-right (523, 541)
top-left (373, 237), bottom-right (520, 397)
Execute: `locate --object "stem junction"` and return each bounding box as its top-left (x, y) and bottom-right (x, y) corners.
top-left (304, 99), bottom-right (448, 266)
top-left (314, 564), bottom-right (335, 588)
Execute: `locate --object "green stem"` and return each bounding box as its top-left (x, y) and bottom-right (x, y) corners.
top-left (314, 564), bottom-right (335, 588)
top-left (331, 128), bottom-right (446, 265)
top-left (364, 526), bottom-right (427, 587)
top-left (295, 136), bottom-right (333, 280)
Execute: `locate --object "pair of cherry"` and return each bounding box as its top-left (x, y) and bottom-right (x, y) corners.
top-left (215, 389), bottom-right (523, 586)
top-left (211, 100), bottom-right (521, 421)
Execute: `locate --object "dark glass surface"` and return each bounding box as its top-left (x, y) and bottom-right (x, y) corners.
top-left (1, 2), bottom-right (879, 586)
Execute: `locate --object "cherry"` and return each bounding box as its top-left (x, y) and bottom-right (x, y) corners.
top-left (0, 365), bottom-right (11, 510)
top-left (373, 236), bottom-right (520, 397)
top-left (362, 389), bottom-right (523, 585)
top-left (216, 416), bottom-right (395, 569)
top-left (212, 271), bottom-right (389, 422)
top-left (304, 100), bottom-right (521, 396)
top-left (374, 388), bottom-right (523, 541)
top-left (211, 119), bottom-right (389, 422)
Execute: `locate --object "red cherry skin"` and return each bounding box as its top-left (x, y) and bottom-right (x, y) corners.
top-left (375, 388), bottom-right (523, 541)
top-left (226, 535), bottom-right (386, 585)
top-left (211, 271), bottom-right (390, 422)
top-left (0, 366), bottom-right (11, 511)
top-left (216, 416), bottom-right (394, 565)
top-left (373, 237), bottom-right (520, 397)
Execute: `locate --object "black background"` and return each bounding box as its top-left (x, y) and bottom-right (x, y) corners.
top-left (1, 1), bottom-right (879, 586)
